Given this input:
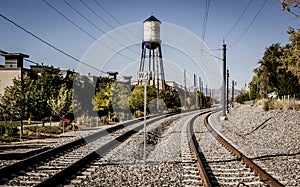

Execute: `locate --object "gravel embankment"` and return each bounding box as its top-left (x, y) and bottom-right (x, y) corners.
top-left (210, 105), bottom-right (300, 186)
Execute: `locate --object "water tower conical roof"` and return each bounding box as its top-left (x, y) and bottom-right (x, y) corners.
top-left (144, 15), bottom-right (161, 23)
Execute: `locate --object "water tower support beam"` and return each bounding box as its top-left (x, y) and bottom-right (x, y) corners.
top-left (152, 49), bottom-right (156, 86)
top-left (158, 44), bottom-right (165, 90)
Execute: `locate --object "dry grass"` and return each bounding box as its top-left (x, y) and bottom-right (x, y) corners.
top-left (257, 98), bottom-right (300, 111)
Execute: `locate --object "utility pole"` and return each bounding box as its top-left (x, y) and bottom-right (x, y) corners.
top-left (232, 80), bottom-right (236, 108)
top-left (156, 51), bottom-right (159, 113)
top-left (201, 80), bottom-right (204, 108)
top-left (194, 74), bottom-right (197, 109)
top-left (184, 70), bottom-right (187, 110)
top-left (221, 42), bottom-right (227, 120)
top-left (199, 77), bottom-right (202, 109)
top-left (227, 69), bottom-right (229, 113)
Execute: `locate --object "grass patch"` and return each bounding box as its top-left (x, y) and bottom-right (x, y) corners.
top-left (24, 126), bottom-right (62, 135)
top-left (262, 98), bottom-right (300, 111)
top-left (0, 121), bottom-right (42, 128)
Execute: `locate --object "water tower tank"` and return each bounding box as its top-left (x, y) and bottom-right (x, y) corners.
top-left (143, 15), bottom-right (161, 43)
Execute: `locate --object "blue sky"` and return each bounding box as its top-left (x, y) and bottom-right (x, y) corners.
top-left (0, 0), bottom-right (298, 89)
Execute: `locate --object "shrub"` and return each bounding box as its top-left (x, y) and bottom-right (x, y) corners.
top-left (0, 134), bottom-right (18, 142)
top-left (263, 99), bottom-right (271, 111)
top-left (25, 126), bottom-right (62, 134)
top-left (100, 116), bottom-right (109, 125)
top-left (262, 98), bottom-right (300, 111)
top-left (235, 92), bottom-right (250, 104)
top-left (20, 129), bottom-right (34, 136)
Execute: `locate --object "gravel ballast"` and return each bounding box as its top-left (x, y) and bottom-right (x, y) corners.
top-left (210, 104), bottom-right (300, 186)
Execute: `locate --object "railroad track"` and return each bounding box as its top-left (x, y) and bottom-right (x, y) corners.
top-left (180, 109), bottom-right (213, 186)
top-left (63, 109), bottom-right (213, 186)
top-left (0, 112), bottom-right (178, 187)
top-left (187, 111), bottom-right (284, 187)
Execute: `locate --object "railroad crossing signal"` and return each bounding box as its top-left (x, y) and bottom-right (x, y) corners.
top-left (137, 71), bottom-right (149, 81)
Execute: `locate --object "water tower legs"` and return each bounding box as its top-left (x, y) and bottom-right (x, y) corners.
top-left (138, 42), bottom-right (165, 90)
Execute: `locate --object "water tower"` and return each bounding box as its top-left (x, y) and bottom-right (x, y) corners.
top-left (138, 15), bottom-right (166, 90)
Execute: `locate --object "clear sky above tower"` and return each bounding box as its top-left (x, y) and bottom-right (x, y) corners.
top-left (0, 0), bottom-right (298, 89)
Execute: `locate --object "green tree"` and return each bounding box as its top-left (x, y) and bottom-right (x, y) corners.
top-left (73, 75), bottom-right (96, 117)
top-left (251, 37), bottom-right (300, 99)
top-left (33, 66), bottom-right (62, 121)
top-left (281, 28), bottom-right (300, 83)
top-left (277, 68), bottom-right (300, 96)
top-left (47, 83), bottom-right (73, 119)
top-left (111, 82), bottom-right (132, 120)
top-left (261, 44), bottom-right (283, 89)
top-left (92, 78), bottom-right (113, 117)
top-left (128, 85), bottom-right (156, 117)
top-left (235, 92), bottom-right (250, 104)
top-left (249, 74), bottom-right (260, 99)
top-left (159, 89), bottom-right (181, 112)
top-left (0, 74), bottom-right (32, 135)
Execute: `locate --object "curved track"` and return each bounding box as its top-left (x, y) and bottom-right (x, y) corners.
top-left (187, 111), bottom-right (284, 187)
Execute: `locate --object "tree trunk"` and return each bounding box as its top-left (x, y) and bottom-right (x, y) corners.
top-left (20, 118), bottom-right (23, 140)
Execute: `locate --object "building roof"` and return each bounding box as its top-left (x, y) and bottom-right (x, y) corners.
top-left (144, 15), bottom-right (161, 23)
top-left (107, 71), bottom-right (119, 75)
top-left (0, 50), bottom-right (29, 58)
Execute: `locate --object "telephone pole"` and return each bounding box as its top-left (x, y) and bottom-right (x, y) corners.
top-left (194, 74), bottom-right (197, 109)
top-left (184, 69), bottom-right (187, 110)
top-left (227, 69), bottom-right (229, 113)
top-left (199, 77), bottom-right (202, 109)
top-left (221, 42), bottom-right (227, 120)
top-left (232, 80), bottom-right (236, 108)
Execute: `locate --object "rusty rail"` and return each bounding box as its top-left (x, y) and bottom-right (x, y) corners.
top-left (187, 112), bottom-right (212, 187)
top-left (203, 112), bottom-right (284, 187)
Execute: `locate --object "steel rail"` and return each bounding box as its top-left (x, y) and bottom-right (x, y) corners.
top-left (36, 111), bottom-right (180, 187)
top-left (0, 111), bottom-right (178, 184)
top-left (203, 112), bottom-right (284, 187)
top-left (186, 110), bottom-right (214, 187)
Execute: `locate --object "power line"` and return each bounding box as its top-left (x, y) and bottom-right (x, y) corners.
top-left (24, 59), bottom-right (39, 65)
top-left (224, 0), bottom-right (254, 39)
top-left (92, 0), bottom-right (140, 40)
top-left (79, 0), bottom-right (138, 44)
top-left (0, 13), bottom-right (106, 74)
top-left (201, 0), bottom-right (211, 40)
top-left (63, 0), bottom-right (139, 56)
top-left (229, 0), bottom-right (268, 49)
top-left (199, 49), bottom-right (222, 61)
top-left (43, 0), bottom-right (136, 62)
